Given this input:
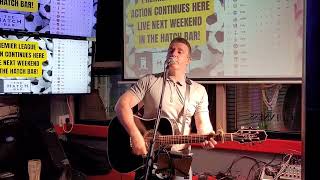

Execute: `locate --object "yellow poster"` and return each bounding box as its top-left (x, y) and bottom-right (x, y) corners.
top-left (0, 0), bottom-right (38, 13)
top-left (127, 0), bottom-right (214, 48)
top-left (0, 40), bottom-right (47, 77)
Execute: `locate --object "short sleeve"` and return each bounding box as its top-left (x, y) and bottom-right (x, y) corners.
top-left (128, 74), bottom-right (152, 101)
top-left (195, 86), bottom-right (209, 114)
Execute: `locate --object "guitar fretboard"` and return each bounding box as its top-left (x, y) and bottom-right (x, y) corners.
top-left (145, 131), bottom-right (263, 145)
top-left (157, 134), bottom-right (212, 145)
top-left (145, 133), bottom-right (236, 145)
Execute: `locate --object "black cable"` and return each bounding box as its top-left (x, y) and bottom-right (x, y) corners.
top-left (265, 154), bottom-right (279, 167)
top-left (225, 156), bottom-right (259, 174)
top-left (246, 161), bottom-right (265, 180)
top-left (222, 155), bottom-right (265, 179)
top-left (245, 154), bottom-right (279, 180)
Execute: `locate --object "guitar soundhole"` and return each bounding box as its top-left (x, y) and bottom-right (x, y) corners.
top-left (158, 118), bottom-right (173, 136)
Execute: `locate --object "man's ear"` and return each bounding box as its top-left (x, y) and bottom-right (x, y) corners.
top-left (187, 57), bottom-right (192, 64)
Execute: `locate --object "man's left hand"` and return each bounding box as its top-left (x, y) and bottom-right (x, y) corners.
top-left (201, 137), bottom-right (217, 149)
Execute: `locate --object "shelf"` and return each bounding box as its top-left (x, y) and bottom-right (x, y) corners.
top-left (93, 61), bottom-right (121, 69)
top-left (192, 139), bottom-right (302, 155)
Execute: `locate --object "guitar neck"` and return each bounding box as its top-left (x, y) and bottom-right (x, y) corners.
top-left (155, 133), bottom-right (237, 145)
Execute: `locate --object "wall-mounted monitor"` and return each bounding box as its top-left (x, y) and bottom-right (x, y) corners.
top-left (0, 34), bottom-right (92, 94)
top-left (0, 0), bottom-right (98, 38)
top-left (123, 0), bottom-right (304, 80)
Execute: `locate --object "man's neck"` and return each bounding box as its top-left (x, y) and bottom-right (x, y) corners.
top-left (167, 70), bottom-right (186, 83)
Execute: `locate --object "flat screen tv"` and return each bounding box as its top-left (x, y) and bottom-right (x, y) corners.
top-left (0, 0), bottom-right (98, 37)
top-left (0, 34), bottom-right (92, 94)
top-left (123, 0), bottom-right (304, 81)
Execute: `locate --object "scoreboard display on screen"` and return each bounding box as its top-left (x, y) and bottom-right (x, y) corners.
top-left (0, 0), bottom-right (98, 38)
top-left (0, 34), bottom-right (92, 94)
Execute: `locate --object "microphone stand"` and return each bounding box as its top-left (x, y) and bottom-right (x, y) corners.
top-left (143, 63), bottom-right (169, 180)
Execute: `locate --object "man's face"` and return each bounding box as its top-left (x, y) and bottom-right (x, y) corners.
top-left (166, 42), bottom-right (191, 71)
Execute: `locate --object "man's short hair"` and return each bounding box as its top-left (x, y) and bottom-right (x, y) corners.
top-left (169, 37), bottom-right (192, 54)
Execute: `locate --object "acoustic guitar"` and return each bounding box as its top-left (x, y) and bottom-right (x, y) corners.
top-left (107, 116), bottom-right (267, 173)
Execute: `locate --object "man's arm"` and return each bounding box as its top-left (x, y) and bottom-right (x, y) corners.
top-left (194, 112), bottom-right (217, 149)
top-left (194, 112), bottom-right (213, 135)
top-left (114, 91), bottom-right (148, 155)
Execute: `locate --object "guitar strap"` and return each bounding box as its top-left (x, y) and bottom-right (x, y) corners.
top-left (181, 82), bottom-right (190, 135)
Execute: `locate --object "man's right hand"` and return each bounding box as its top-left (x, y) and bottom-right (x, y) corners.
top-left (131, 133), bottom-right (148, 156)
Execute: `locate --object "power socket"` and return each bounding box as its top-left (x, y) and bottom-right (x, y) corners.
top-left (58, 114), bottom-right (70, 127)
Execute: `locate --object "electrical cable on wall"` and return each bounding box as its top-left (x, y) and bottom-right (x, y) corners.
top-left (63, 95), bottom-right (74, 133)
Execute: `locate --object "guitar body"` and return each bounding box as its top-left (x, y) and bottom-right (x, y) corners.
top-left (107, 116), bottom-right (174, 173)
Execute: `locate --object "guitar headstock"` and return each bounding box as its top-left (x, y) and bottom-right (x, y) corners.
top-left (231, 129), bottom-right (268, 144)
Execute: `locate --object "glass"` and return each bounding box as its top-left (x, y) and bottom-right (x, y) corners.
top-left (28, 159), bottom-right (41, 180)
top-left (226, 84), bottom-right (301, 135)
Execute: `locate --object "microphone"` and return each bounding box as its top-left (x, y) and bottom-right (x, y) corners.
top-left (165, 58), bottom-right (176, 68)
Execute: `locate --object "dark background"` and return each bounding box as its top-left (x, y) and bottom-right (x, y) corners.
top-left (95, 1), bottom-right (123, 62)
top-left (305, 0), bottom-right (320, 179)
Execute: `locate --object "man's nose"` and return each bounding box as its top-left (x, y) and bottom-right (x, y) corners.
top-left (171, 51), bottom-right (179, 57)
